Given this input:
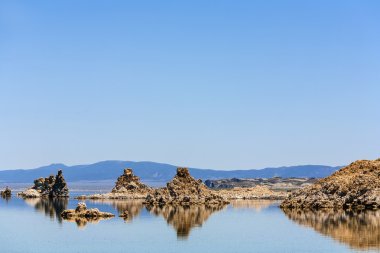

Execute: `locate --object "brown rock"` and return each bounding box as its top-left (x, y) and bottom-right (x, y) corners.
top-left (0, 186), bottom-right (11, 198)
top-left (119, 210), bottom-right (129, 219)
top-left (18, 170), bottom-right (69, 198)
top-left (144, 167), bottom-right (229, 206)
top-left (281, 159), bottom-right (380, 210)
top-left (77, 168), bottom-right (152, 200)
top-left (61, 202), bottom-right (114, 227)
top-left (61, 202), bottom-right (114, 220)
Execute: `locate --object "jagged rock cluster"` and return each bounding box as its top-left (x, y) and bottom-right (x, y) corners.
top-left (61, 202), bottom-right (114, 227)
top-left (0, 187), bottom-right (11, 198)
top-left (216, 186), bottom-right (288, 200)
top-left (112, 168), bottom-right (152, 194)
top-left (144, 167), bottom-right (229, 206)
top-left (18, 170), bottom-right (69, 198)
top-left (77, 168), bottom-right (152, 199)
top-left (281, 159), bottom-right (380, 210)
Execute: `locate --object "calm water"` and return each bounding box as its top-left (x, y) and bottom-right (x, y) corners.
top-left (0, 194), bottom-right (379, 253)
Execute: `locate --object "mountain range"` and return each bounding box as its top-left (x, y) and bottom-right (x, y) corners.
top-left (0, 161), bottom-right (342, 184)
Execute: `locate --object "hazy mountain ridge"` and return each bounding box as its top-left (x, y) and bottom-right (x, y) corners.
top-left (0, 161), bottom-right (342, 183)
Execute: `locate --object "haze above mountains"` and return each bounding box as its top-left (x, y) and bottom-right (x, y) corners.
top-left (0, 161), bottom-right (342, 183)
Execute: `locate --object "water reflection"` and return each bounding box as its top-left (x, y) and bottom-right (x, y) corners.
top-left (63, 214), bottom-right (114, 228)
top-left (24, 198), bottom-right (68, 223)
top-left (146, 204), bottom-right (226, 239)
top-left (283, 209), bottom-right (380, 250)
top-left (88, 199), bottom-right (144, 222)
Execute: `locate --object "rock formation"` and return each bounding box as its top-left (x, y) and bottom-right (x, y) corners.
top-left (205, 177), bottom-right (318, 190)
top-left (281, 159), bottom-right (380, 210)
top-left (216, 186), bottom-right (288, 200)
top-left (18, 170), bottom-right (69, 198)
top-left (50, 170), bottom-right (69, 197)
top-left (77, 168), bottom-right (152, 199)
top-left (0, 186), bottom-right (11, 198)
top-left (144, 167), bottom-right (229, 206)
top-left (61, 202), bottom-right (114, 227)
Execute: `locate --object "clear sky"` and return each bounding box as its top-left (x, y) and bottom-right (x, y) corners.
top-left (0, 0), bottom-right (379, 170)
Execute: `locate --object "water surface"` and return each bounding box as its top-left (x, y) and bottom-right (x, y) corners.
top-left (0, 195), bottom-right (378, 253)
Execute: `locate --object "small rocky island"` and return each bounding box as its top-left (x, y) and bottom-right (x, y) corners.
top-left (18, 170), bottom-right (69, 198)
top-left (61, 202), bottom-right (114, 227)
top-left (77, 168), bottom-right (152, 199)
top-left (281, 159), bottom-right (380, 210)
top-left (144, 167), bottom-right (229, 206)
top-left (0, 187), bottom-right (12, 198)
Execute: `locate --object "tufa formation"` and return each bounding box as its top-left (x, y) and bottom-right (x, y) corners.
top-left (0, 186), bottom-right (12, 198)
top-left (61, 202), bottom-right (114, 227)
top-left (18, 170), bottom-right (69, 198)
top-left (77, 168), bottom-right (152, 199)
top-left (281, 159), bottom-right (380, 210)
top-left (144, 167), bottom-right (229, 206)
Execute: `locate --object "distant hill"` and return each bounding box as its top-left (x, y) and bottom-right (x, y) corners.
top-left (0, 161), bottom-right (342, 184)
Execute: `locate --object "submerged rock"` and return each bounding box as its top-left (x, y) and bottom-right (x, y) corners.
top-left (0, 187), bottom-right (11, 198)
top-left (281, 159), bottom-right (380, 210)
top-left (144, 167), bottom-right (229, 206)
top-left (119, 210), bottom-right (129, 219)
top-left (77, 168), bottom-right (152, 200)
top-left (18, 170), bottom-right (69, 198)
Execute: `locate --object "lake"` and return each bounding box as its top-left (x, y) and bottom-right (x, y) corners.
top-left (0, 193), bottom-right (379, 253)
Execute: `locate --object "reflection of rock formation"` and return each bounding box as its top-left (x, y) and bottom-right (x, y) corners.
top-left (89, 199), bottom-right (144, 222)
top-left (24, 198), bottom-right (68, 223)
top-left (229, 200), bottom-right (279, 211)
top-left (283, 209), bottom-right (380, 250)
top-left (66, 216), bottom-right (114, 228)
top-left (61, 203), bottom-right (114, 228)
top-left (147, 204), bottom-right (226, 239)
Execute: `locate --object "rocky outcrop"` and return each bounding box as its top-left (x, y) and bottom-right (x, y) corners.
top-left (281, 159), bottom-right (380, 210)
top-left (216, 186), bottom-right (288, 200)
top-left (77, 168), bottom-right (152, 199)
top-left (61, 202), bottom-right (115, 221)
top-left (50, 170), bottom-right (69, 197)
top-left (205, 177), bottom-right (318, 190)
top-left (144, 167), bottom-right (229, 206)
top-left (18, 170), bottom-right (69, 198)
top-left (0, 187), bottom-right (11, 198)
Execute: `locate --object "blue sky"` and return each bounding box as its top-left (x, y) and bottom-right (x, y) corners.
top-left (0, 0), bottom-right (379, 170)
